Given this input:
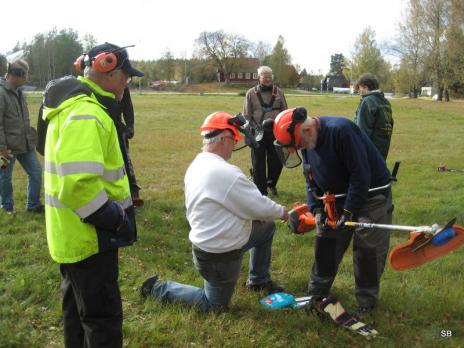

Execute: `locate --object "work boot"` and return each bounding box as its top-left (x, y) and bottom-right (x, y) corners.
top-left (354, 305), bottom-right (377, 324)
top-left (133, 197), bottom-right (144, 207)
top-left (27, 204), bottom-right (45, 214)
top-left (140, 275), bottom-right (159, 299)
top-left (269, 186), bottom-right (278, 196)
top-left (2, 206), bottom-right (16, 216)
top-left (246, 280), bottom-right (284, 294)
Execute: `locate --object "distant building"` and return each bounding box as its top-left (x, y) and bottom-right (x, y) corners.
top-left (421, 86), bottom-right (432, 97)
top-left (217, 58), bottom-right (260, 83)
top-left (322, 73), bottom-right (349, 91)
top-left (148, 80), bottom-right (179, 90)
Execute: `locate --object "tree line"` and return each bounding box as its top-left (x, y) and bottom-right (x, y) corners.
top-left (1, 0), bottom-right (462, 99)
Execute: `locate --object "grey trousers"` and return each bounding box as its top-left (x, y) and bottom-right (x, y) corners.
top-left (308, 191), bottom-right (393, 308)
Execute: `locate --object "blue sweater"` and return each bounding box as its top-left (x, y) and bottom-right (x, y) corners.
top-left (303, 116), bottom-right (390, 214)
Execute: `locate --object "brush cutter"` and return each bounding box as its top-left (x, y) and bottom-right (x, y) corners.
top-left (288, 182), bottom-right (391, 234)
top-left (288, 162), bottom-right (401, 234)
top-left (437, 163), bottom-right (464, 173)
top-left (345, 218), bottom-right (464, 271)
top-left (288, 181), bottom-right (395, 234)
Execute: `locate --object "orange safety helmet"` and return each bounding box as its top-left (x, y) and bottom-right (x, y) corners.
top-left (200, 112), bottom-right (242, 142)
top-left (273, 107), bottom-right (308, 151)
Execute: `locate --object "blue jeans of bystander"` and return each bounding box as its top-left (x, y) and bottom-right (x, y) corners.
top-left (0, 149), bottom-right (42, 211)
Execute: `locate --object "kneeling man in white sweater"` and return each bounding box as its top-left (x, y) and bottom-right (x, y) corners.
top-left (141, 111), bottom-right (288, 311)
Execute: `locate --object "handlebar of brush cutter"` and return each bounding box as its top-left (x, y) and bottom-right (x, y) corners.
top-left (311, 161), bottom-right (400, 201)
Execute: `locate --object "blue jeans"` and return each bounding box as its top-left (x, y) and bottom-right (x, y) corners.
top-left (149, 221), bottom-right (276, 312)
top-left (0, 149), bottom-right (42, 210)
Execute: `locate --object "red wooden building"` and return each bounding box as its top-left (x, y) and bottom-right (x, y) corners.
top-left (217, 58), bottom-right (260, 83)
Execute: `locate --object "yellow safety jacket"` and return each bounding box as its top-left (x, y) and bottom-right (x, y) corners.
top-left (43, 76), bottom-right (135, 263)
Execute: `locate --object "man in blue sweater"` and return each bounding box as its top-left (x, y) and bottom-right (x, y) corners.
top-left (273, 107), bottom-right (393, 318)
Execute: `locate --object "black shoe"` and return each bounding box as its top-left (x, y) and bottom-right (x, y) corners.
top-left (354, 305), bottom-right (376, 320)
top-left (140, 275), bottom-right (159, 299)
top-left (132, 197), bottom-right (144, 207)
top-left (246, 280), bottom-right (284, 294)
top-left (269, 186), bottom-right (278, 196)
top-left (2, 207), bottom-right (16, 216)
top-left (27, 204), bottom-right (45, 214)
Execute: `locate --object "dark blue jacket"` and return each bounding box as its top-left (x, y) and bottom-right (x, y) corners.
top-left (303, 116), bottom-right (390, 214)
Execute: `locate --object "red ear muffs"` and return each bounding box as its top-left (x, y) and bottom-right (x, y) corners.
top-left (73, 54), bottom-right (85, 74)
top-left (92, 52), bottom-right (118, 73)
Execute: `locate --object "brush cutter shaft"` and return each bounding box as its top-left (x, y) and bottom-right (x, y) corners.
top-left (344, 221), bottom-right (438, 234)
top-left (312, 182), bottom-right (392, 200)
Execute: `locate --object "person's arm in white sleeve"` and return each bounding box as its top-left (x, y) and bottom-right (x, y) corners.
top-left (222, 174), bottom-right (286, 221)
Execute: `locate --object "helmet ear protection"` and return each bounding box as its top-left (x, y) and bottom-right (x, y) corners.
top-left (91, 51), bottom-right (118, 73)
top-left (73, 52), bottom-right (118, 74)
top-left (73, 45), bottom-right (135, 74)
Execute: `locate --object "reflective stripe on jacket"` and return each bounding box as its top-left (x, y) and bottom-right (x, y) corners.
top-left (43, 76), bottom-right (133, 263)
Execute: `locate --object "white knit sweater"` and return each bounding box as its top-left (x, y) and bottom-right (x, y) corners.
top-left (185, 152), bottom-right (284, 253)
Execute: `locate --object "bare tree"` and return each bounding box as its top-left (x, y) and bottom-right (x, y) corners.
top-left (446, 0), bottom-right (464, 97)
top-left (394, 0), bottom-right (427, 97)
top-left (419, 0), bottom-right (450, 100)
top-left (195, 31), bottom-right (250, 84)
top-left (159, 49), bottom-right (175, 82)
top-left (81, 33), bottom-right (98, 52)
top-left (252, 41), bottom-right (272, 63)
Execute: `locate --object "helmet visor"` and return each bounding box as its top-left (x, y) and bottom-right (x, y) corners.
top-left (274, 140), bottom-right (302, 168)
top-left (229, 113), bottom-right (260, 151)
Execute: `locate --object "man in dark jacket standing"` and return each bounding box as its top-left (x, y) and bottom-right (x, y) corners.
top-left (0, 59), bottom-right (43, 215)
top-left (354, 73), bottom-right (393, 159)
top-left (273, 108), bottom-right (393, 318)
top-left (243, 66), bottom-right (287, 196)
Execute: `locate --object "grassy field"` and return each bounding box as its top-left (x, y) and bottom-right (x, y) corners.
top-left (0, 93), bottom-right (463, 347)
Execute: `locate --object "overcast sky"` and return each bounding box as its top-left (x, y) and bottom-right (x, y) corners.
top-left (1, 0), bottom-right (406, 74)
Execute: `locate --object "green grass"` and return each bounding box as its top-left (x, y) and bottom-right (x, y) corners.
top-left (1, 94), bottom-right (463, 347)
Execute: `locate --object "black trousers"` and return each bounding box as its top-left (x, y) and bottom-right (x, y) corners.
top-left (120, 129), bottom-right (140, 199)
top-left (308, 192), bottom-right (392, 307)
top-left (60, 250), bottom-right (122, 348)
top-left (250, 131), bottom-right (283, 195)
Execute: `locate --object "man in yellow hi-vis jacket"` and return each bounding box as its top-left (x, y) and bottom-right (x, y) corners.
top-left (42, 43), bottom-right (143, 348)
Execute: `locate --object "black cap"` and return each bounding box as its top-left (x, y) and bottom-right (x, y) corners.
top-left (86, 43), bottom-right (144, 77)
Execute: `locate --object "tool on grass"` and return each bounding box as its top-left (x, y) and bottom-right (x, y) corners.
top-left (345, 218), bottom-right (464, 271)
top-left (259, 293), bottom-right (378, 339)
top-left (437, 163), bottom-right (464, 173)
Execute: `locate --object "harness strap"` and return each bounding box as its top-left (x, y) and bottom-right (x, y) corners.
top-left (255, 85), bottom-right (281, 125)
top-left (302, 151), bottom-right (322, 202)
